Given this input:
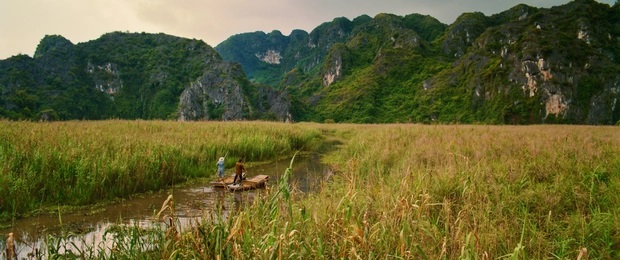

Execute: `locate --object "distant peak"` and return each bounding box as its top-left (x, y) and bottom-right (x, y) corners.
top-left (33, 35), bottom-right (74, 59)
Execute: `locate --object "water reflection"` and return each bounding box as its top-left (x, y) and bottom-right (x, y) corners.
top-left (0, 154), bottom-right (329, 259)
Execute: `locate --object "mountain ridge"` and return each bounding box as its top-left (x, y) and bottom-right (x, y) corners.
top-left (1, 0), bottom-right (618, 124)
top-left (216, 0), bottom-right (620, 124)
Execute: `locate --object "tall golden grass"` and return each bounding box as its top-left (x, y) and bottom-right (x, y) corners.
top-left (2, 121), bottom-right (619, 259)
top-left (166, 124), bottom-right (619, 259)
top-left (301, 124), bottom-right (620, 259)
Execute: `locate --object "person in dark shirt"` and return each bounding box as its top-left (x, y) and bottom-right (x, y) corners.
top-left (233, 158), bottom-right (246, 185)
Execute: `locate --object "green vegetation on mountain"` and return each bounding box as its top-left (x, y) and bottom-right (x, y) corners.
top-left (1, 0), bottom-right (618, 124)
top-left (79, 33), bottom-right (213, 119)
top-left (217, 0), bottom-right (620, 124)
top-left (0, 33), bottom-right (207, 120)
top-left (0, 32), bottom-right (287, 121)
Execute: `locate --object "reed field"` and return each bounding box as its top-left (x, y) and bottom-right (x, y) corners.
top-left (2, 121), bottom-right (620, 259)
top-left (0, 120), bottom-right (322, 222)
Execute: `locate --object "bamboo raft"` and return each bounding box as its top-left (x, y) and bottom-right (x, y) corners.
top-left (226, 174), bottom-right (270, 192)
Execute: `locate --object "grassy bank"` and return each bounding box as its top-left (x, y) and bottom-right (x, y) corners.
top-left (305, 124), bottom-right (620, 259)
top-left (0, 120), bottom-right (322, 222)
top-left (152, 124), bottom-right (619, 259)
top-left (2, 122), bottom-right (619, 259)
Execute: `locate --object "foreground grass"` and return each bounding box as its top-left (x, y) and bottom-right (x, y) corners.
top-left (160, 124), bottom-right (619, 259)
top-left (305, 124), bottom-right (620, 259)
top-left (2, 122), bottom-right (619, 259)
top-left (0, 120), bottom-right (322, 221)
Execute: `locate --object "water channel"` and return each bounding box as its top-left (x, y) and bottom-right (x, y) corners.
top-left (1, 154), bottom-right (330, 259)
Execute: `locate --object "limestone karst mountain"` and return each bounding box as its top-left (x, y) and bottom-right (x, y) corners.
top-left (216, 0), bottom-right (620, 124)
top-left (1, 0), bottom-right (618, 124)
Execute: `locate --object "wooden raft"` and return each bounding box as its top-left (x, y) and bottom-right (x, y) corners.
top-left (210, 175), bottom-right (235, 188)
top-left (226, 174), bottom-right (270, 192)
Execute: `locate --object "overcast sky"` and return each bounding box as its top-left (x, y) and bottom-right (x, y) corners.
top-left (0, 0), bottom-right (616, 60)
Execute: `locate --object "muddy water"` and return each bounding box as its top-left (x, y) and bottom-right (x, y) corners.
top-left (0, 154), bottom-right (329, 259)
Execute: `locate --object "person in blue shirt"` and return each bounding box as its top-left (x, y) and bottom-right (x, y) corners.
top-left (216, 157), bottom-right (226, 179)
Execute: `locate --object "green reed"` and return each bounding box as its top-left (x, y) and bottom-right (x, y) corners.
top-left (0, 120), bottom-right (322, 221)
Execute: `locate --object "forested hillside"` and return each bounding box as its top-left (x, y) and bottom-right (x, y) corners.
top-left (1, 0), bottom-right (618, 124)
top-left (216, 0), bottom-right (620, 124)
top-left (0, 33), bottom-right (289, 121)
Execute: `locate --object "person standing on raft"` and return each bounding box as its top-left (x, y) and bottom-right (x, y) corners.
top-left (6, 232), bottom-right (17, 260)
top-left (233, 158), bottom-right (246, 185)
top-left (216, 157), bottom-right (226, 179)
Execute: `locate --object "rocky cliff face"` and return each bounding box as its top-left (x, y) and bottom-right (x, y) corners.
top-left (214, 17), bottom-right (366, 86)
top-left (86, 61), bottom-right (122, 98)
top-left (440, 12), bottom-right (489, 57)
top-left (177, 61), bottom-right (292, 122)
top-left (178, 62), bottom-right (249, 121)
top-left (256, 86), bottom-right (292, 122)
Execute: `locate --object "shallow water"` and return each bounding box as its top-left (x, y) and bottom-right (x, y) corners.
top-left (0, 154), bottom-right (329, 258)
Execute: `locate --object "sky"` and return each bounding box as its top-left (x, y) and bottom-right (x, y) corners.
top-left (0, 0), bottom-right (616, 60)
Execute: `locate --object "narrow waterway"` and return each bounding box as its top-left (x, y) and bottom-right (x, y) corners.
top-left (1, 154), bottom-right (329, 259)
